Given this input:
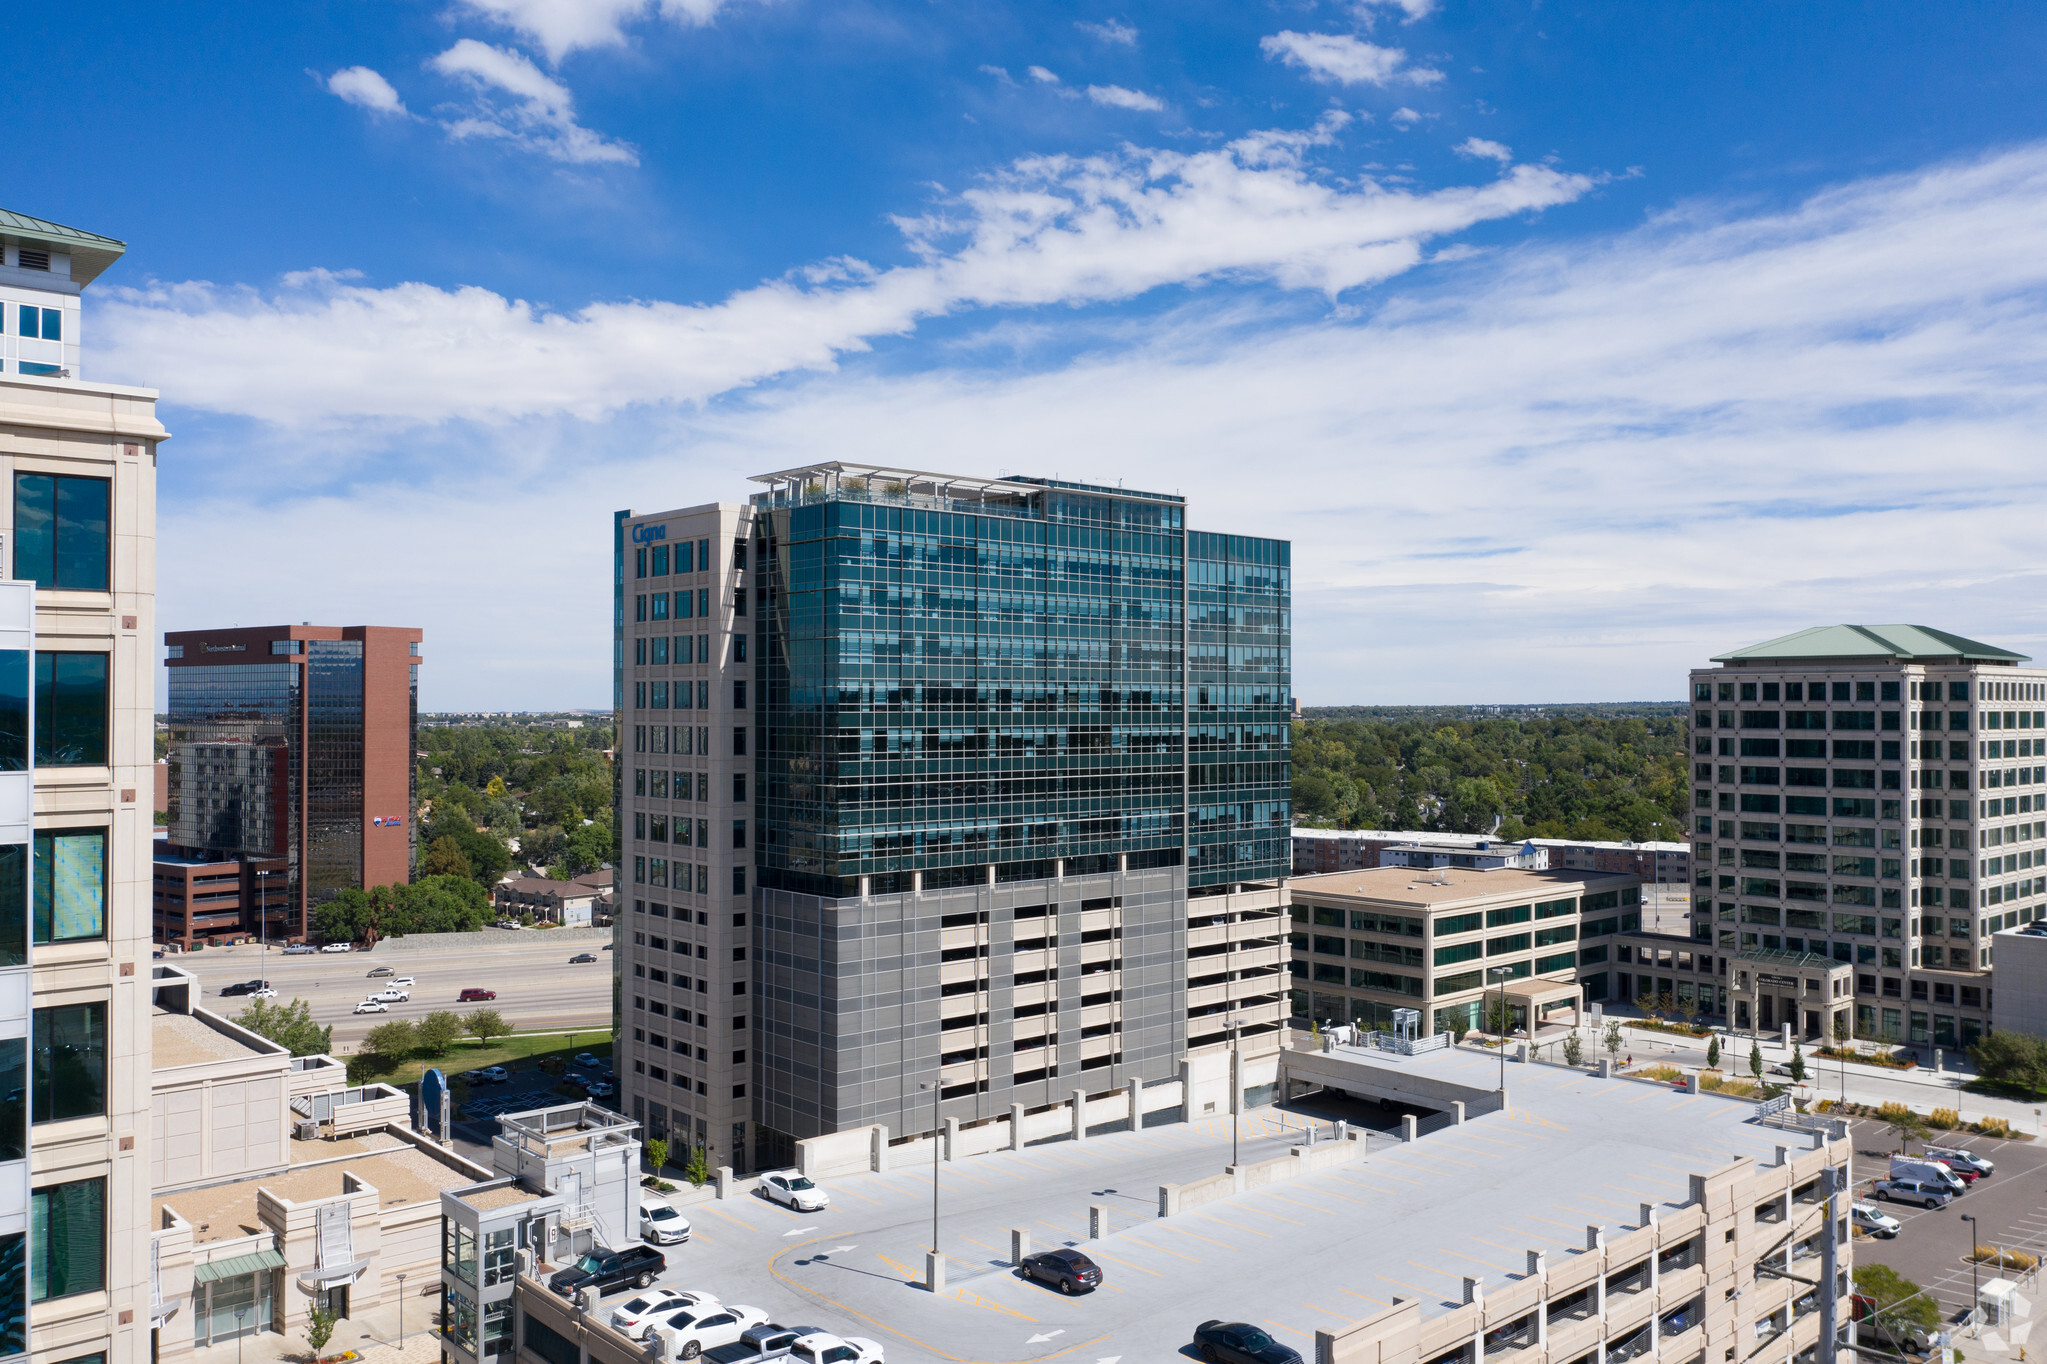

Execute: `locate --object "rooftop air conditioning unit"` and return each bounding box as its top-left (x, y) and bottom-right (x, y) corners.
top-left (294, 1120), bottom-right (319, 1141)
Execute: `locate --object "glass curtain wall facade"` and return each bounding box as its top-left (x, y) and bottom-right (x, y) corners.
top-left (304, 641), bottom-right (365, 907)
top-left (166, 664), bottom-right (299, 909)
top-left (754, 480), bottom-right (1209, 894)
top-left (1186, 532), bottom-right (1292, 888)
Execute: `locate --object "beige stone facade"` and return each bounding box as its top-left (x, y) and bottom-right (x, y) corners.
top-left (3, 311), bottom-right (165, 1363)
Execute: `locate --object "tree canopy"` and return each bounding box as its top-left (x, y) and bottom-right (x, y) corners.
top-left (417, 720), bottom-right (614, 883)
top-left (314, 874), bottom-right (491, 943)
top-left (1291, 706), bottom-right (1688, 842)
top-left (233, 997), bottom-right (332, 1057)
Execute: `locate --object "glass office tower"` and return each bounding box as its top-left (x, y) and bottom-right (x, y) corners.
top-left (742, 464), bottom-right (1290, 1160)
top-left (161, 626), bottom-right (422, 944)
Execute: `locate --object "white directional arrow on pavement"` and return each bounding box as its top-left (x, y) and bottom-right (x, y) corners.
top-left (825, 1245), bottom-right (858, 1253)
top-left (782, 1228), bottom-right (808, 1237)
top-left (1095, 1357), bottom-right (1121, 1363)
top-left (1026, 1331), bottom-right (1065, 1344)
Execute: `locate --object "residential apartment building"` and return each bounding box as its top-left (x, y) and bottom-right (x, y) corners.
top-left (1286, 865), bottom-right (1640, 1035)
top-left (616, 463), bottom-right (1292, 1174)
top-left (1, 208), bottom-right (162, 1364)
top-left (158, 624), bottom-right (423, 946)
top-left (1690, 623), bottom-right (2046, 1051)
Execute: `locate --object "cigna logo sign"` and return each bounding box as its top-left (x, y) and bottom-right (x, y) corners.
top-left (632, 524), bottom-right (667, 544)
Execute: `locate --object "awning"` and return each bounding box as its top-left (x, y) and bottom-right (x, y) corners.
top-left (194, 1249), bottom-right (287, 1284)
top-left (296, 1260), bottom-right (369, 1291)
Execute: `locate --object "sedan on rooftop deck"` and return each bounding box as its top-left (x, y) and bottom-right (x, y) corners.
top-left (1019, 1249), bottom-right (1100, 1294)
top-left (652, 1303), bottom-right (767, 1359)
top-left (1194, 1321), bottom-right (1306, 1364)
top-left (608, 1289), bottom-right (716, 1339)
top-left (757, 1169), bottom-right (829, 1211)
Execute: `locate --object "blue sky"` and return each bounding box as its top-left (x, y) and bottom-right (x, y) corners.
top-left (13, 1), bottom-right (2047, 708)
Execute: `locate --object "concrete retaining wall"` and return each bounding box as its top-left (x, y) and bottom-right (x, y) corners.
top-left (1159, 1133), bottom-right (1369, 1216)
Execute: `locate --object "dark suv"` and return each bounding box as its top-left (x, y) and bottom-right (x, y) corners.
top-left (547, 1245), bottom-right (666, 1298)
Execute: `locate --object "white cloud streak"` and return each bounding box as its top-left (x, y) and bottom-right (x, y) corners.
top-left (455, 0), bottom-right (768, 63)
top-left (1075, 18), bottom-right (1139, 45)
top-left (1086, 84), bottom-right (1164, 112)
top-left (326, 66), bottom-right (410, 117)
top-left (96, 127), bottom-right (1588, 426)
top-left (1028, 65), bottom-right (1061, 84)
top-left (1354, 0), bottom-right (1436, 23)
top-left (428, 39), bottom-right (639, 166)
top-left (147, 143), bottom-right (2047, 706)
top-left (1455, 136), bottom-right (1512, 163)
top-left (1259, 31), bottom-right (1443, 87)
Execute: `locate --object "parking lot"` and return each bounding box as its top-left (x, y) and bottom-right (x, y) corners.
top-left (1848, 1119), bottom-right (2047, 1322)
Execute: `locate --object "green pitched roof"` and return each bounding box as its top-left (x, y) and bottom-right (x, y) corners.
top-left (1712, 625), bottom-right (2028, 664)
top-left (0, 208), bottom-right (126, 288)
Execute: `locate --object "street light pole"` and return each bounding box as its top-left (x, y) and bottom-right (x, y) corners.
top-left (1961, 1214), bottom-right (1978, 1336)
top-left (1229, 1014), bottom-right (1240, 1170)
top-left (395, 1270), bottom-right (407, 1345)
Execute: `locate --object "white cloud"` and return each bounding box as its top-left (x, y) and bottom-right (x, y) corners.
top-left (1455, 136), bottom-right (1512, 163)
top-left (143, 143), bottom-right (2047, 706)
top-left (1354, 0), bottom-right (1437, 22)
top-left (455, 0), bottom-right (767, 63)
top-left (1076, 18), bottom-right (1139, 45)
top-left (428, 39), bottom-right (639, 166)
top-left (1086, 84), bottom-right (1164, 112)
top-left (1390, 107), bottom-right (1426, 127)
top-left (326, 66), bottom-right (410, 117)
top-left (95, 122), bottom-right (1590, 427)
top-left (978, 64), bottom-right (1017, 85)
top-left (1028, 65), bottom-right (1061, 84)
top-left (1260, 31), bottom-right (1443, 87)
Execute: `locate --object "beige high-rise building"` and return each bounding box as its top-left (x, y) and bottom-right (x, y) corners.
top-left (1691, 624), bottom-right (2046, 1052)
top-left (1, 208), bottom-right (162, 1364)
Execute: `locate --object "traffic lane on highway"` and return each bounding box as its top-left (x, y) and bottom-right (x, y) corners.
top-left (1848, 1119), bottom-right (2045, 1320)
top-left (169, 938), bottom-right (615, 1039)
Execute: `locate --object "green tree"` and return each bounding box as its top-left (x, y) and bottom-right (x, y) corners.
top-left (1969, 1030), bottom-right (2047, 1092)
top-left (362, 1019), bottom-right (419, 1061)
top-left (464, 1008), bottom-right (511, 1044)
top-left (1833, 1014), bottom-right (1851, 1047)
top-left (1788, 1043), bottom-right (1807, 1085)
top-left (1603, 1019), bottom-right (1623, 1061)
top-left (421, 835), bottom-right (474, 882)
top-left (1562, 1031), bottom-right (1583, 1066)
top-left (683, 1144), bottom-right (710, 1188)
top-left (306, 1305), bottom-right (338, 1355)
top-left (645, 1138), bottom-right (669, 1174)
top-left (561, 820), bottom-right (613, 878)
top-left (1749, 1041), bottom-right (1764, 1080)
top-left (1885, 1107), bottom-right (1928, 1153)
top-left (1853, 1265), bottom-right (1941, 1334)
top-left (416, 1010), bottom-right (463, 1057)
top-left (1705, 1035), bottom-right (1721, 1070)
top-left (234, 997), bottom-right (332, 1057)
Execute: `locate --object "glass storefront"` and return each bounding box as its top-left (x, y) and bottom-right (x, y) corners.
top-left (197, 1271), bottom-right (273, 1347)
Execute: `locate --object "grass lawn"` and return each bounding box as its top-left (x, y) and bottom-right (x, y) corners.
top-left (368, 1030), bottom-right (614, 1091)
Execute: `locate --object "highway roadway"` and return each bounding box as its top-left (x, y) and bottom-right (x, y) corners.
top-left (165, 935), bottom-right (617, 1044)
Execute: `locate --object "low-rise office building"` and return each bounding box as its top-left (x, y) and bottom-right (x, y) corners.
top-left (495, 877), bottom-right (601, 927)
top-left (1295, 828), bottom-right (1692, 886)
top-left (1287, 866), bottom-right (1643, 1036)
top-left (146, 964), bottom-right (490, 1363)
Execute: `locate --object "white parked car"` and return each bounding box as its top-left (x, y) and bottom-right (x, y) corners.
top-left (654, 1303), bottom-right (767, 1360)
top-left (320, 942), bottom-right (352, 953)
top-left (388, 976), bottom-right (415, 988)
top-left (757, 1169), bottom-right (830, 1212)
top-left (353, 999), bottom-right (389, 1014)
top-left (640, 1201), bottom-right (691, 1245)
top-left (791, 1332), bottom-right (886, 1364)
top-left (609, 1289), bottom-right (715, 1339)
top-left (370, 987), bottom-right (410, 1002)
top-left (1851, 1202), bottom-right (1902, 1237)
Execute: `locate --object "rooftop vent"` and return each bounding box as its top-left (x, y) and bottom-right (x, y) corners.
top-left (15, 249), bottom-right (49, 272)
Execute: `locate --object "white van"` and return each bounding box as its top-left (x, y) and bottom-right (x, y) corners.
top-left (1889, 1156), bottom-right (1966, 1195)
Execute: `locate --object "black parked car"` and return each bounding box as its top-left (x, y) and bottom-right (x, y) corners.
top-left (547, 1245), bottom-right (666, 1298)
top-left (1019, 1249), bottom-right (1101, 1294)
top-left (740, 1323), bottom-right (832, 1355)
top-left (1194, 1321), bottom-right (1306, 1364)
top-left (219, 980), bottom-right (267, 997)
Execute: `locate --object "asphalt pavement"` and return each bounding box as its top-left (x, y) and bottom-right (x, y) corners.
top-left (164, 935), bottom-right (617, 1043)
top-left (1848, 1118), bottom-right (2047, 1323)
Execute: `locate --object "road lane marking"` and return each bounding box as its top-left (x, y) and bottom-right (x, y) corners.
top-left (1158, 1223), bottom-right (1235, 1250)
top-left (1237, 1205), bottom-right (1306, 1227)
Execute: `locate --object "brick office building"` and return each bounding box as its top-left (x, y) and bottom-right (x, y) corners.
top-left (158, 625), bottom-right (422, 944)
